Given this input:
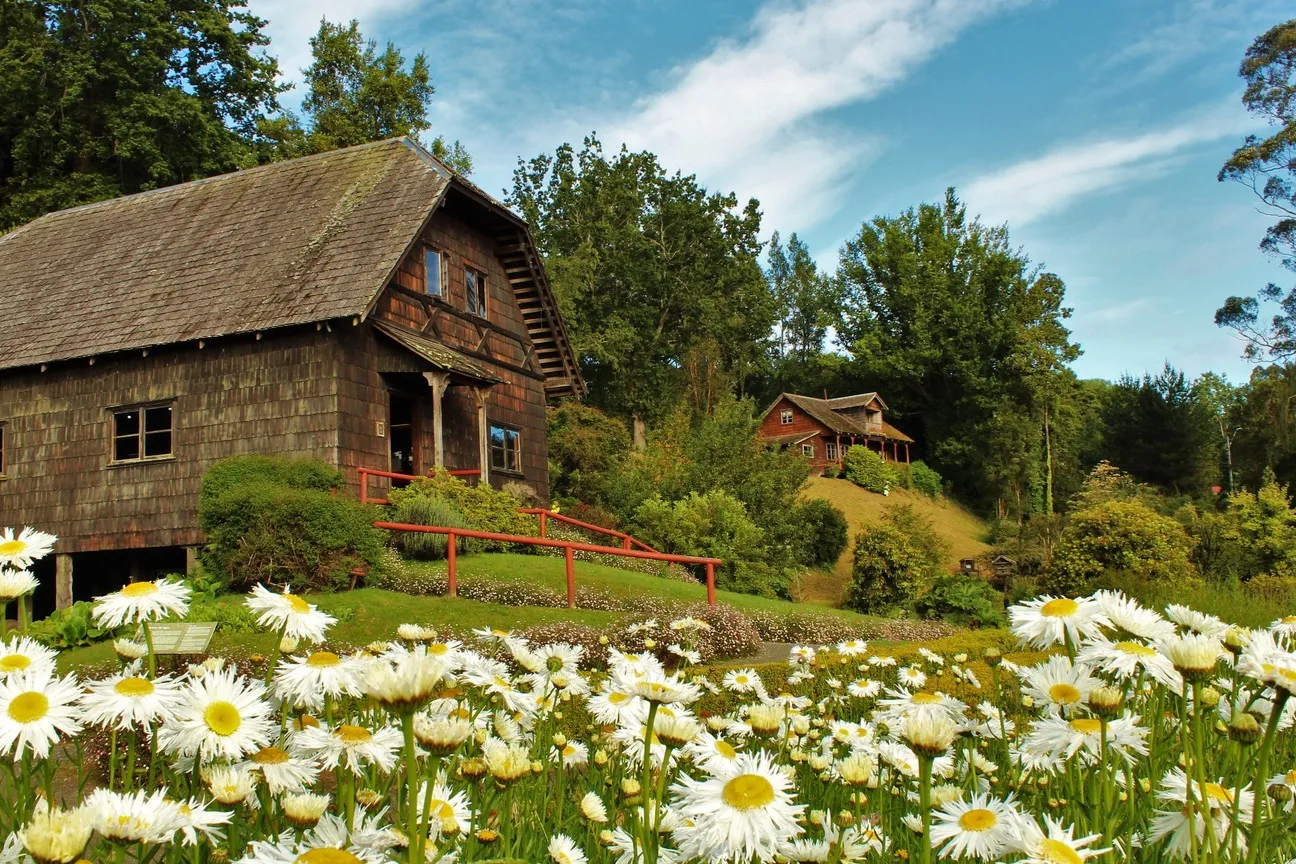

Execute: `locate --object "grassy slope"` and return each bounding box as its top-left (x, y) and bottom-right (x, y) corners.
top-left (798, 476), bottom-right (993, 605)
top-left (57, 553), bottom-right (884, 673)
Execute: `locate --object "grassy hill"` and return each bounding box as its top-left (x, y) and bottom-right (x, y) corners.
top-left (797, 476), bottom-right (993, 604)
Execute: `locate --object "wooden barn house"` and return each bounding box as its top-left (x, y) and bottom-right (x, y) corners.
top-left (757, 392), bottom-right (913, 473)
top-left (0, 138), bottom-right (583, 615)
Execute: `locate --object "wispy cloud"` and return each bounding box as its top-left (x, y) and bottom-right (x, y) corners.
top-left (604, 0), bottom-right (1030, 230)
top-left (962, 102), bottom-right (1250, 226)
top-left (1101, 0), bottom-right (1288, 82)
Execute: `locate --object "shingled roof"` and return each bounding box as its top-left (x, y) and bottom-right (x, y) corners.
top-left (0, 138), bottom-right (582, 394)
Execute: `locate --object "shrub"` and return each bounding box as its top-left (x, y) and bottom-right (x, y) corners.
top-left (547, 402), bottom-right (632, 500)
top-left (200, 478), bottom-right (383, 593)
top-left (793, 499), bottom-right (848, 568)
top-left (198, 455), bottom-right (344, 511)
top-left (913, 573), bottom-right (1004, 628)
top-left (1220, 472), bottom-right (1296, 581)
top-left (390, 495), bottom-right (473, 560)
top-left (910, 460), bottom-right (943, 496)
top-left (389, 474), bottom-right (537, 548)
top-left (821, 462), bottom-right (839, 479)
top-left (1042, 498), bottom-right (1196, 595)
top-left (845, 523), bottom-right (924, 613)
top-left (28, 601), bottom-right (111, 648)
top-left (883, 502), bottom-right (950, 576)
top-left (842, 445), bottom-right (897, 493)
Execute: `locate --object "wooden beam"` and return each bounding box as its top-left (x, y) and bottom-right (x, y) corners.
top-left (424, 371), bottom-right (451, 468)
top-left (471, 386), bottom-right (490, 486)
top-left (55, 554), bottom-right (73, 611)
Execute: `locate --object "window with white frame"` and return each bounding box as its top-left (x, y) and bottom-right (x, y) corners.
top-left (800, 443), bottom-right (814, 458)
top-left (425, 247), bottom-right (445, 297)
top-left (826, 441), bottom-right (838, 461)
top-left (779, 410), bottom-right (794, 425)
top-left (489, 423), bottom-right (521, 473)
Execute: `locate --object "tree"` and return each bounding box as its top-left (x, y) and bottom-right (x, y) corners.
top-left (1100, 364), bottom-right (1218, 494)
top-left (0, 0), bottom-right (283, 229)
top-left (508, 137), bottom-right (776, 428)
top-left (836, 189), bottom-right (1080, 516)
top-left (1215, 19), bottom-right (1296, 359)
top-left (766, 232), bottom-right (840, 361)
top-left (1228, 363), bottom-right (1296, 488)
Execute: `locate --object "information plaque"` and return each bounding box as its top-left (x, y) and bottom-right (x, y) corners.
top-left (145, 622), bottom-right (217, 655)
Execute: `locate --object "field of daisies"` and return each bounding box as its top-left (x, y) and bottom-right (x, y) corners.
top-left (1, 526), bottom-right (1295, 864)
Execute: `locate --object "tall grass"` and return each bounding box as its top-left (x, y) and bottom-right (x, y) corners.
top-left (1094, 572), bottom-right (1295, 628)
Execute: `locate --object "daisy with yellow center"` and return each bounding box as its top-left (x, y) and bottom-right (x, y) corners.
top-left (289, 721), bottom-right (402, 775)
top-left (1148, 768), bottom-right (1255, 858)
top-left (1019, 656), bottom-right (1098, 716)
top-left (1010, 595), bottom-right (1109, 651)
top-left (91, 578), bottom-right (192, 628)
top-left (0, 667), bottom-right (83, 758)
top-left (547, 833), bottom-right (588, 864)
top-left (245, 583), bottom-right (337, 643)
top-left (0, 527), bottom-right (57, 571)
top-left (930, 793), bottom-right (1023, 860)
top-left (242, 744), bottom-right (320, 795)
top-left (418, 776), bottom-right (473, 836)
top-left (272, 648), bottom-right (364, 711)
top-left (17, 799), bottom-right (92, 864)
top-left (1076, 633), bottom-right (1182, 689)
top-left (671, 751), bottom-right (805, 864)
top-left (1016, 816), bottom-right (1109, 864)
top-left (81, 668), bottom-right (182, 730)
top-left (1160, 633), bottom-right (1227, 683)
top-left (157, 666), bottom-right (274, 763)
top-left (0, 636), bottom-right (56, 678)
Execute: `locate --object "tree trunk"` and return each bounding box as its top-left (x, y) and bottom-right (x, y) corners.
top-left (632, 415), bottom-right (647, 450)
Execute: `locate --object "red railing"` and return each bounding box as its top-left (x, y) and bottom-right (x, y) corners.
top-left (518, 507), bottom-right (658, 553)
top-left (358, 467), bottom-right (481, 505)
top-left (373, 521), bottom-right (720, 607)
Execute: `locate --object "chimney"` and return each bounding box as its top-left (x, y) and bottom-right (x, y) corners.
top-left (823, 388), bottom-right (829, 400)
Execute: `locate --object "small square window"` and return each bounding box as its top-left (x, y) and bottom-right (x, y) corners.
top-left (466, 268), bottom-right (487, 318)
top-left (425, 247), bottom-right (443, 297)
top-left (801, 443), bottom-right (815, 458)
top-left (779, 410), bottom-right (794, 425)
top-left (112, 403), bottom-right (174, 463)
top-left (489, 423), bottom-right (521, 473)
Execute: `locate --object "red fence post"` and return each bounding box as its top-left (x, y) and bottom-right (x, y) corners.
top-left (539, 512), bottom-right (547, 538)
top-left (705, 562), bottom-right (716, 607)
top-left (564, 545), bottom-right (575, 609)
top-left (621, 536), bottom-right (631, 550)
top-left (447, 531), bottom-right (457, 598)
top-left (359, 469), bottom-right (369, 505)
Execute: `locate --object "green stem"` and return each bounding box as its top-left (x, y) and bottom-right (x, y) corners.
top-left (401, 713), bottom-right (421, 864)
top-left (109, 726), bottom-right (119, 791)
top-left (143, 621), bottom-right (156, 678)
top-left (1245, 690), bottom-right (1290, 864)
top-left (918, 754), bottom-right (933, 864)
top-left (264, 624), bottom-right (287, 687)
top-left (16, 596), bottom-right (28, 635)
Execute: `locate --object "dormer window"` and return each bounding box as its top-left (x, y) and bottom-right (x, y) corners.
top-left (780, 410), bottom-right (794, 425)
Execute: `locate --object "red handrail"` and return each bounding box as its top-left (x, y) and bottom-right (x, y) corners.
top-left (518, 507), bottom-right (658, 553)
top-left (374, 520), bottom-right (719, 607)
top-left (358, 467), bottom-right (481, 505)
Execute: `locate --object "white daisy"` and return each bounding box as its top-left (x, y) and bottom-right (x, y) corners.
top-left (0, 570), bottom-right (39, 603)
top-left (929, 793), bottom-right (1023, 860)
top-left (1090, 589), bottom-right (1176, 641)
top-left (204, 764), bottom-right (260, 806)
top-left (273, 649), bottom-right (364, 710)
top-left (421, 775), bottom-right (473, 836)
top-left (0, 528), bottom-right (57, 570)
top-left (579, 791), bottom-right (609, 823)
top-left (1010, 595), bottom-right (1108, 651)
top-left (1021, 714), bottom-right (1149, 766)
top-left (173, 797), bottom-right (231, 846)
top-left (1159, 633), bottom-right (1228, 682)
top-left (0, 668), bottom-right (82, 758)
top-left (1019, 657), bottom-right (1098, 715)
top-left (16, 799), bottom-right (92, 864)
top-left (1076, 633), bottom-right (1182, 690)
top-left (670, 751), bottom-right (805, 864)
top-left (290, 722), bottom-right (403, 774)
top-left (549, 833), bottom-right (588, 864)
top-left (1015, 817), bottom-right (1109, 864)
top-left (1165, 604), bottom-right (1230, 639)
top-left (91, 578), bottom-right (191, 628)
top-left (84, 788), bottom-right (185, 846)
top-left (242, 744), bottom-right (319, 795)
top-left (81, 669), bottom-right (182, 730)
top-left (245, 584), bottom-right (337, 643)
top-left (158, 666), bottom-right (275, 763)
top-left (0, 637), bottom-right (57, 678)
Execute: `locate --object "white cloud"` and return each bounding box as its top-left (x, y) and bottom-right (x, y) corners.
top-left (961, 103), bottom-right (1251, 226)
top-left (604, 0), bottom-right (1030, 231)
top-left (1102, 0), bottom-right (1289, 81)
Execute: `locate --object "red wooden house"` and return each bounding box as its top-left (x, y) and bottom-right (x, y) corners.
top-left (757, 392), bottom-right (913, 473)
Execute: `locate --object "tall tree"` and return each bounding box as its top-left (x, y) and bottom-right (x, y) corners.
top-left (0, 0), bottom-right (283, 229)
top-left (766, 231), bottom-right (839, 361)
top-left (836, 189), bottom-right (1079, 515)
top-left (1227, 363), bottom-right (1296, 489)
top-left (1100, 364), bottom-right (1218, 494)
top-left (1215, 19), bottom-right (1296, 359)
top-left (508, 136), bottom-right (776, 431)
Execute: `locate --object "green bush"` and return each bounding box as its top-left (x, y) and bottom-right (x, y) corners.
top-left (547, 402), bottom-right (632, 501)
top-left (793, 499), bottom-right (848, 568)
top-left (390, 495), bottom-right (473, 560)
top-left (1042, 498), bottom-right (1196, 595)
top-left (845, 523), bottom-right (924, 613)
top-left (198, 455), bottom-right (344, 511)
top-left (842, 445), bottom-right (898, 493)
top-left (884, 501), bottom-right (951, 576)
top-left (910, 460), bottom-right (943, 496)
top-left (200, 469), bottom-right (384, 593)
top-left (821, 462), bottom-right (839, 479)
top-left (28, 601), bottom-right (111, 648)
top-left (913, 573), bottom-right (1004, 627)
top-left (389, 474), bottom-right (536, 548)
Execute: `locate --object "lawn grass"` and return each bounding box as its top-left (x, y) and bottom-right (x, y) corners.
top-left (799, 476), bottom-right (993, 604)
top-left (56, 588), bottom-right (615, 675)
top-left (406, 552), bottom-right (885, 625)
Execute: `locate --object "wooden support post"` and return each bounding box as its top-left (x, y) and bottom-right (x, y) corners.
top-left (55, 553), bottom-right (73, 611)
top-left (905, 443), bottom-right (911, 464)
top-left (705, 562), bottom-right (716, 607)
top-left (447, 531), bottom-right (457, 597)
top-left (622, 536), bottom-right (631, 550)
top-left (423, 371), bottom-right (451, 468)
top-left (359, 469), bottom-right (370, 504)
top-left (564, 545), bottom-right (576, 608)
top-left (471, 386), bottom-right (490, 486)
top-left (185, 546), bottom-right (200, 577)
top-left (538, 511), bottom-right (547, 538)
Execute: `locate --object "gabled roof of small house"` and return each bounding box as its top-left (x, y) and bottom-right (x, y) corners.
top-left (761, 392), bottom-right (915, 443)
top-left (0, 137), bottom-right (583, 394)
top-left (826, 392), bottom-right (887, 411)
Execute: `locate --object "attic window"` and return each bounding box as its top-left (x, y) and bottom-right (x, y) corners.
top-left (112, 403), bottom-right (173, 462)
top-left (425, 248), bottom-right (444, 297)
top-left (779, 410), bottom-right (794, 425)
top-left (466, 268), bottom-right (487, 318)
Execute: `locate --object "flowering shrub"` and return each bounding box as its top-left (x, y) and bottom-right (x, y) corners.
top-left (6, 522), bottom-right (1296, 864)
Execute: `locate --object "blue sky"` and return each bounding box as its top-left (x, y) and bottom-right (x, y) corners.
top-left (249, 0), bottom-right (1292, 383)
